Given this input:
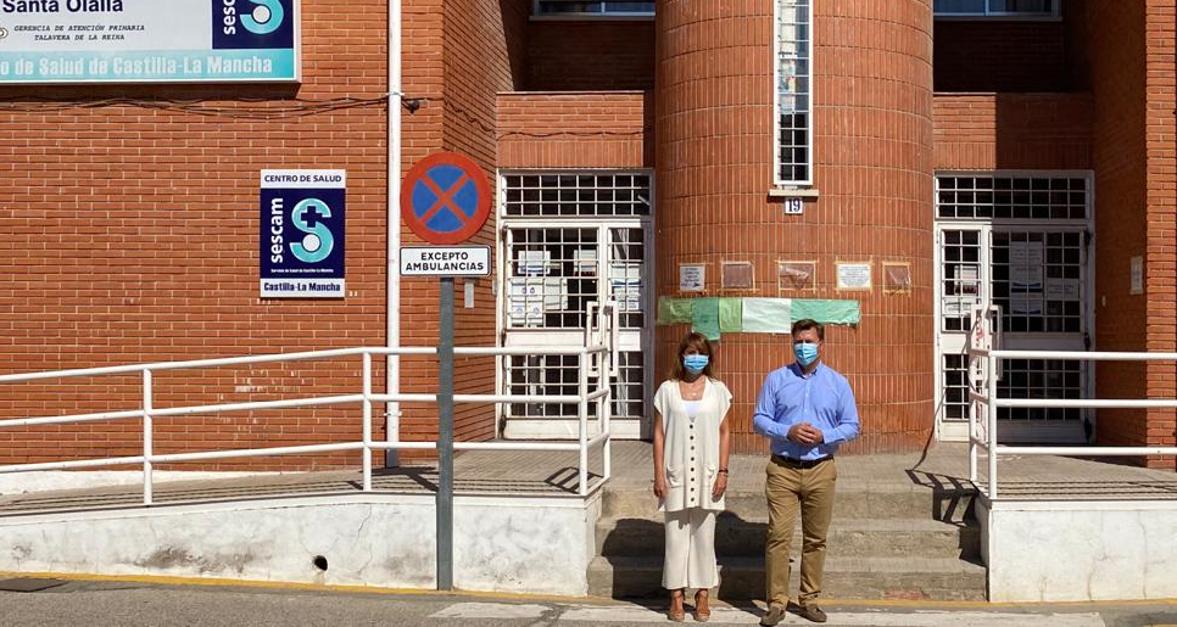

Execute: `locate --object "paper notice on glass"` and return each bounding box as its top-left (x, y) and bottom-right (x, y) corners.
top-left (1046, 279), bottom-right (1080, 301)
top-left (943, 299), bottom-right (969, 317)
top-left (680, 264), bottom-right (706, 293)
top-left (543, 277), bottom-right (567, 311)
top-left (742, 298), bottom-right (793, 334)
top-left (573, 249), bottom-right (598, 275)
top-left (1010, 241), bottom-right (1044, 289)
top-left (1010, 293), bottom-right (1043, 315)
top-left (957, 265), bottom-right (980, 294)
top-left (518, 250), bottom-right (550, 276)
top-left (610, 277), bottom-right (642, 311)
top-left (836, 263), bottom-right (872, 291)
top-left (691, 297), bottom-right (721, 341)
top-left (508, 279), bottom-right (545, 326)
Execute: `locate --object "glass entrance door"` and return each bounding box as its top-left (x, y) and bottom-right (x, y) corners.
top-left (498, 172), bottom-right (653, 440)
top-left (934, 173), bottom-right (1093, 444)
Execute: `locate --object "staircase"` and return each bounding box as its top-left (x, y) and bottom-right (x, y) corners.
top-left (588, 478), bottom-right (987, 601)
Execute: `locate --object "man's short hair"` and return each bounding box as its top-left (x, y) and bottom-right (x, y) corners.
top-left (791, 318), bottom-right (824, 340)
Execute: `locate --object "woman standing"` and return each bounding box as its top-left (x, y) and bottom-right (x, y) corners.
top-left (653, 332), bottom-right (733, 622)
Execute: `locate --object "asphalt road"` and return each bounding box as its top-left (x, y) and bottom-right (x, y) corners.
top-left (0, 578), bottom-right (1175, 627)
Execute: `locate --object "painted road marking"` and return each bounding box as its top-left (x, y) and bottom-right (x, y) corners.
top-left (431, 602), bottom-right (1107, 626)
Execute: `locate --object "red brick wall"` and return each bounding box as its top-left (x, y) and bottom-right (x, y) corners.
top-left (1084, 0), bottom-right (1152, 459)
top-left (655, 0), bottom-right (936, 455)
top-left (0, 0), bottom-right (527, 469)
top-left (527, 21), bottom-right (655, 91)
top-left (397, 0), bottom-right (528, 450)
top-left (497, 92), bottom-right (652, 169)
top-left (0, 0), bottom-right (392, 470)
top-left (1142, 0), bottom-right (1176, 468)
top-left (933, 93), bottom-right (1093, 170)
top-left (933, 21), bottom-right (1067, 92)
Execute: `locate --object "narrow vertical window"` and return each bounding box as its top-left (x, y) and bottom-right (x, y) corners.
top-left (776, 0), bottom-right (812, 185)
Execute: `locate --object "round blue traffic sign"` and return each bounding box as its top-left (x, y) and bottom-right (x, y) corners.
top-left (401, 152), bottom-right (491, 245)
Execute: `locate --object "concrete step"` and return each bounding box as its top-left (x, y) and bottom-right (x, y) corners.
top-left (587, 555), bottom-right (988, 602)
top-left (601, 487), bottom-right (977, 523)
top-left (596, 515), bottom-right (981, 559)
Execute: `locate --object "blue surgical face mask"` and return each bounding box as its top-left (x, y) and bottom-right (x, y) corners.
top-left (683, 354), bottom-right (710, 374)
top-left (793, 342), bottom-right (819, 367)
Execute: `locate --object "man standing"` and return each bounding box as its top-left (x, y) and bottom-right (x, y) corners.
top-left (753, 319), bottom-right (860, 625)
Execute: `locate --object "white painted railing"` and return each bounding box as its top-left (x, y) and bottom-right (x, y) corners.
top-left (0, 342), bottom-right (614, 505)
top-left (967, 306), bottom-right (1177, 499)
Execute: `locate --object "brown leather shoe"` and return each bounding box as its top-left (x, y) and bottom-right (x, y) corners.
top-left (759, 603), bottom-right (788, 626)
top-left (667, 589), bottom-right (685, 622)
top-left (793, 603), bottom-right (828, 623)
top-left (693, 589), bottom-right (711, 622)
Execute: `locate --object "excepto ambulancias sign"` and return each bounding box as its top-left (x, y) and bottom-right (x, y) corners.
top-left (400, 246), bottom-right (490, 277)
top-left (0, 0), bottom-right (298, 83)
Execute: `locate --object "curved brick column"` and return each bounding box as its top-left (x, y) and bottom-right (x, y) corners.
top-left (654, 0), bottom-right (935, 453)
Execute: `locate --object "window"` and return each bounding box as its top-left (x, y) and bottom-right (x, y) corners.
top-left (775, 0), bottom-right (812, 185)
top-left (506, 351), bottom-right (644, 421)
top-left (937, 175), bottom-right (1089, 221)
top-left (939, 230), bottom-right (982, 333)
top-left (503, 173), bottom-right (651, 217)
top-left (990, 231), bottom-right (1083, 334)
top-left (533, 1), bottom-right (654, 17)
top-left (934, 0), bottom-right (1059, 18)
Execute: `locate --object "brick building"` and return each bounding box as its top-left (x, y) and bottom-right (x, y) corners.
top-left (1, 0), bottom-right (1174, 469)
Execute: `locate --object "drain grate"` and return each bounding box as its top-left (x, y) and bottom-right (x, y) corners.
top-left (0, 578), bottom-right (67, 593)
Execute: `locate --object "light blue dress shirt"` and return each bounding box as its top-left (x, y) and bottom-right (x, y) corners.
top-left (752, 362), bottom-right (861, 460)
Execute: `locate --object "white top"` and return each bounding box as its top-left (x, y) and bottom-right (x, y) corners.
top-left (654, 377), bottom-right (732, 512)
top-left (683, 400), bottom-right (702, 417)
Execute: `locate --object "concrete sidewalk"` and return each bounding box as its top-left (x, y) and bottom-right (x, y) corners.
top-left (0, 576), bottom-right (1174, 626)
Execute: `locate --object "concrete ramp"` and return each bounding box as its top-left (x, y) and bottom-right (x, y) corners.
top-left (0, 491), bottom-right (600, 596)
top-left (0, 450), bottom-right (607, 596)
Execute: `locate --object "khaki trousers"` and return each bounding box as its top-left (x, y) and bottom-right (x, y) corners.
top-left (764, 457), bottom-right (837, 607)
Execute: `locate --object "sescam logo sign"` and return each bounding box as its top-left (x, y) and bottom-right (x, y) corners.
top-left (214, 0), bottom-right (293, 50)
top-left (260, 169), bottom-right (346, 299)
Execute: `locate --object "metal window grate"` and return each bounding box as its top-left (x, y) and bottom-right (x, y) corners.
top-left (506, 227), bottom-right (599, 329)
top-left (940, 230), bottom-right (983, 332)
top-left (507, 354), bottom-right (582, 419)
top-left (503, 174), bottom-right (651, 217)
top-left (608, 228), bottom-right (645, 330)
top-left (997, 359), bottom-right (1083, 422)
top-left (505, 351), bottom-right (643, 421)
top-left (942, 354), bottom-right (972, 422)
top-left (777, 0), bottom-right (811, 183)
top-left (991, 231), bottom-right (1083, 334)
top-left (611, 351), bottom-right (644, 420)
top-left (937, 175), bottom-right (1089, 221)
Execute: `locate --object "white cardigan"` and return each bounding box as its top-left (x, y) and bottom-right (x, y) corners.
top-left (654, 377), bottom-right (732, 512)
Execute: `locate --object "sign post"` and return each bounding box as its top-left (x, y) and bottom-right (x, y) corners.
top-left (400, 151), bottom-right (491, 591)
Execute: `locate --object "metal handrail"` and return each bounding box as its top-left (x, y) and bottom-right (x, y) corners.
top-left (0, 334), bottom-right (616, 503)
top-left (967, 338), bottom-right (1177, 499)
